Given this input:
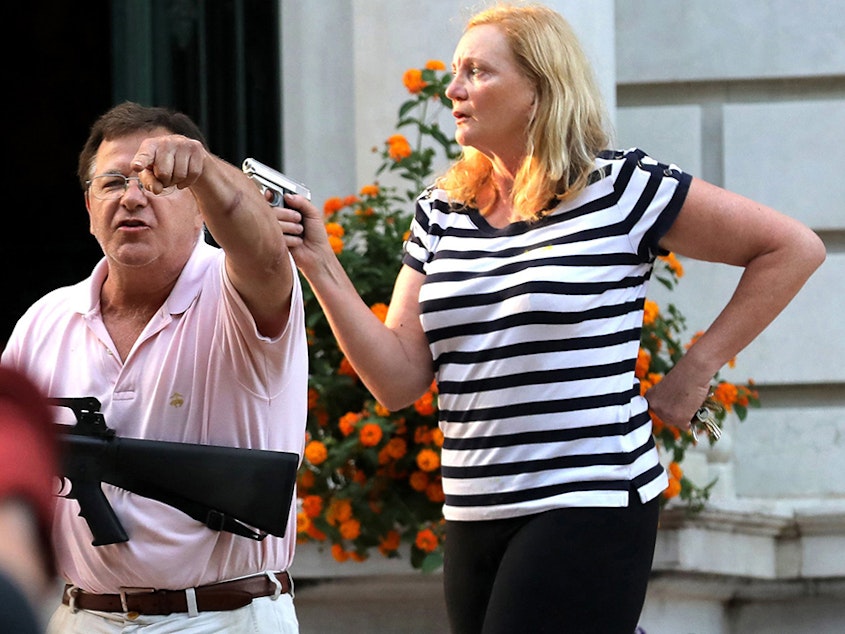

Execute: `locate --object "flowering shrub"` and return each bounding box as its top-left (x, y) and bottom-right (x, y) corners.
top-left (639, 256), bottom-right (759, 511)
top-left (295, 62), bottom-right (759, 572)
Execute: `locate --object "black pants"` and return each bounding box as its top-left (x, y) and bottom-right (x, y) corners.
top-left (443, 492), bottom-right (660, 634)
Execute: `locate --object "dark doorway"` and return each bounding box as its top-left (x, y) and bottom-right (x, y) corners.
top-left (5, 2), bottom-right (112, 346)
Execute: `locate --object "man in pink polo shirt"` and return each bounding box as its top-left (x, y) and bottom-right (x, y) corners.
top-left (2, 102), bottom-right (308, 633)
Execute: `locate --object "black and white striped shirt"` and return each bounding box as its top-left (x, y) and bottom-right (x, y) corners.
top-left (402, 148), bottom-right (692, 521)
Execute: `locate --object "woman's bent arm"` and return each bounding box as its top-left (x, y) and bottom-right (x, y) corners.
top-left (647, 178), bottom-right (826, 429)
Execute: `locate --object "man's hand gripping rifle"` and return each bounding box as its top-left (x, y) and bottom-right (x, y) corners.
top-left (50, 397), bottom-right (298, 546)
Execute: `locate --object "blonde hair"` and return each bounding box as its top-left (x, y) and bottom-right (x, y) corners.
top-left (437, 3), bottom-right (610, 221)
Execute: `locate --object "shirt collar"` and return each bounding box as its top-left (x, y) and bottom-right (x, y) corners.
top-left (75, 235), bottom-right (219, 317)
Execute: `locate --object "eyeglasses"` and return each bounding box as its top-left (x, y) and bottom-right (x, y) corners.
top-left (86, 174), bottom-right (177, 200)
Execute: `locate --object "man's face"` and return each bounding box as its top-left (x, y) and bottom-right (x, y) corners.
top-left (85, 128), bottom-right (203, 271)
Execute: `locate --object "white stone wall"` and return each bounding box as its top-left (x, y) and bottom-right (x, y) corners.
top-left (614, 0), bottom-right (845, 504)
top-left (614, 2), bottom-right (845, 631)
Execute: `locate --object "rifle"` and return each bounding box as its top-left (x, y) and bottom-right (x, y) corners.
top-left (49, 397), bottom-right (299, 547)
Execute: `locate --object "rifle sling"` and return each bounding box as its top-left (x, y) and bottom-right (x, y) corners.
top-left (107, 478), bottom-right (268, 541)
top-left (204, 508), bottom-right (267, 541)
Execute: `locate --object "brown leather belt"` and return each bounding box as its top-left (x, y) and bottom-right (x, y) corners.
top-left (62, 571), bottom-right (292, 614)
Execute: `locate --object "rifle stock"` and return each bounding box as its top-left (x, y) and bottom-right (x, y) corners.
top-left (50, 397), bottom-right (299, 546)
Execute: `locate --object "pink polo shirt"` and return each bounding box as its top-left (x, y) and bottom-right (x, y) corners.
top-left (1, 238), bottom-right (308, 593)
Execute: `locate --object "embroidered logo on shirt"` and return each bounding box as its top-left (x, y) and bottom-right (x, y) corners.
top-left (169, 392), bottom-right (185, 408)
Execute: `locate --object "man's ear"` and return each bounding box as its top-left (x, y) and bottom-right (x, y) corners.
top-left (85, 193), bottom-right (95, 235)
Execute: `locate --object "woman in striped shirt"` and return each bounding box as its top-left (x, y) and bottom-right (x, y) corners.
top-left (279, 4), bottom-right (825, 632)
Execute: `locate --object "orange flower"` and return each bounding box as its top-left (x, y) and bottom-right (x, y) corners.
top-left (635, 348), bottom-right (651, 379)
top-left (339, 518), bottom-right (361, 540)
top-left (414, 391), bottom-right (436, 416)
top-left (356, 206), bottom-right (374, 217)
top-left (668, 461), bottom-right (683, 480)
top-left (425, 59), bottom-right (446, 71)
top-left (325, 222), bottom-right (345, 238)
top-left (306, 523), bottom-right (326, 541)
top-left (379, 530), bottom-right (401, 556)
top-left (296, 511), bottom-right (311, 533)
top-left (331, 543), bottom-right (350, 562)
top-left (415, 528), bottom-right (439, 553)
top-left (326, 221), bottom-right (345, 254)
top-left (314, 408), bottom-right (329, 428)
top-left (385, 437), bottom-right (407, 460)
top-left (298, 469), bottom-right (315, 490)
top-left (359, 422), bottom-right (384, 447)
top-left (713, 382), bottom-right (739, 412)
top-left (359, 183), bottom-right (380, 197)
top-left (431, 428), bottom-right (444, 448)
top-left (416, 448), bottom-right (440, 472)
top-left (338, 411), bottom-right (361, 436)
top-left (343, 195), bottom-right (359, 206)
top-left (663, 477), bottom-right (682, 499)
top-left (737, 384), bottom-right (756, 407)
top-left (650, 410), bottom-right (665, 434)
top-left (370, 302), bottom-right (389, 323)
top-left (308, 387), bottom-right (320, 409)
top-left (304, 440), bottom-right (328, 466)
top-left (393, 417), bottom-right (408, 435)
top-left (302, 494), bottom-right (324, 518)
top-left (386, 134), bottom-right (412, 161)
top-left (338, 357), bottom-right (358, 379)
top-left (323, 196), bottom-right (345, 216)
top-left (426, 480), bottom-right (445, 503)
top-left (403, 68), bottom-right (426, 93)
top-left (326, 498), bottom-right (353, 525)
top-left (414, 426), bottom-right (433, 445)
top-left (659, 252), bottom-right (684, 277)
top-left (328, 234), bottom-right (344, 254)
top-left (409, 470), bottom-right (429, 492)
top-left (643, 299), bottom-right (659, 326)
top-left (374, 402), bottom-right (391, 417)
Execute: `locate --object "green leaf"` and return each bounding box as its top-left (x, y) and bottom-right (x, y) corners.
top-left (398, 100), bottom-right (418, 119)
top-left (420, 551), bottom-right (444, 573)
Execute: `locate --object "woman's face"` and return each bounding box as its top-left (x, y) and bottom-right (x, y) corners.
top-left (446, 24), bottom-right (536, 166)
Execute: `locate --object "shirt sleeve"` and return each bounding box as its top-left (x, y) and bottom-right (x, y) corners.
top-left (619, 148), bottom-right (692, 260)
top-left (402, 187), bottom-right (445, 273)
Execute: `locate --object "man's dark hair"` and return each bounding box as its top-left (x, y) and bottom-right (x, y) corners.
top-left (77, 101), bottom-right (209, 189)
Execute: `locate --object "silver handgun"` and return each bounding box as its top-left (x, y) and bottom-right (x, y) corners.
top-left (242, 158), bottom-right (311, 206)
